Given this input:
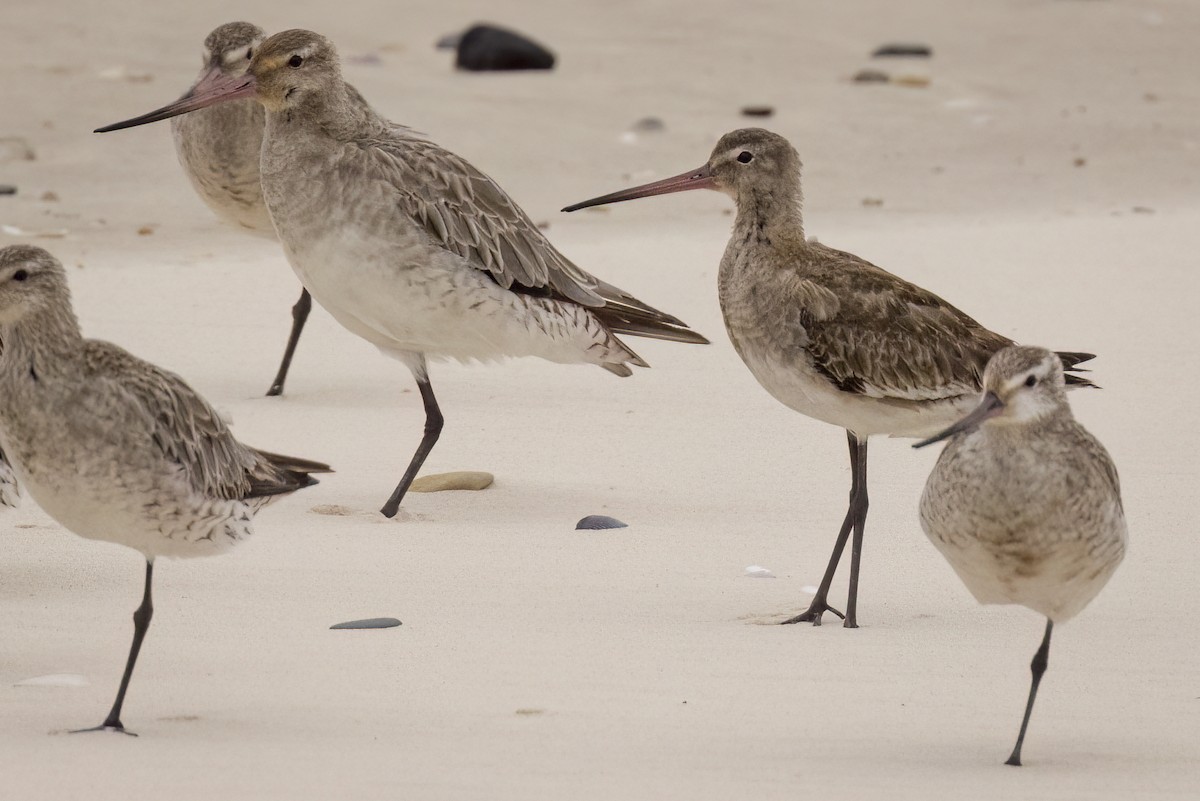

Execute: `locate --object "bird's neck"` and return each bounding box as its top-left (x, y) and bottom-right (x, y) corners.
top-left (0, 302), bottom-right (85, 378)
top-left (266, 81), bottom-right (379, 142)
top-left (733, 185), bottom-right (805, 243)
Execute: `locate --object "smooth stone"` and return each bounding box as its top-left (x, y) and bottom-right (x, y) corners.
top-left (740, 105), bottom-right (775, 118)
top-left (409, 470), bottom-right (494, 492)
top-left (330, 618), bottom-right (402, 630)
top-left (852, 69), bottom-right (890, 83)
top-left (15, 673), bottom-right (89, 687)
top-left (455, 24), bottom-right (555, 71)
top-left (872, 43), bottom-right (933, 58)
top-left (745, 565), bottom-right (776, 578)
top-left (631, 116), bottom-right (665, 133)
top-left (575, 515), bottom-right (628, 530)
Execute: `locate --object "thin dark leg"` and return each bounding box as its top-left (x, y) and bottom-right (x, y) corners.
top-left (1006, 619), bottom-right (1054, 766)
top-left (72, 560), bottom-right (154, 736)
top-left (843, 436), bottom-right (869, 629)
top-left (265, 288), bottom-right (313, 397)
top-left (380, 375), bottom-right (444, 518)
top-left (781, 431), bottom-right (864, 626)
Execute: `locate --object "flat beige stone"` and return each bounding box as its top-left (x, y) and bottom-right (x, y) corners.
top-left (408, 471), bottom-right (494, 492)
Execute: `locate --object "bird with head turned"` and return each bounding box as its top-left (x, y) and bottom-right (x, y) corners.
top-left (914, 345), bottom-right (1125, 765)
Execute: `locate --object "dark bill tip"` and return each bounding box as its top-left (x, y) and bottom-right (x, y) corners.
top-left (913, 391), bottom-right (1005, 449)
top-left (562, 164), bottom-right (715, 212)
top-left (95, 74), bottom-right (256, 133)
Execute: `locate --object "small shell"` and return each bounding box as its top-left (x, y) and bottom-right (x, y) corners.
top-left (330, 618), bottom-right (402, 630)
top-left (745, 565), bottom-right (776, 578)
top-left (575, 515), bottom-right (628, 530)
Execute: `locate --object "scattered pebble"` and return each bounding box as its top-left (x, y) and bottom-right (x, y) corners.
top-left (455, 24), bottom-right (555, 71)
top-left (872, 43), bottom-right (933, 58)
top-left (575, 515), bottom-right (627, 530)
top-left (346, 53), bottom-right (383, 66)
top-left (630, 117), bottom-right (665, 133)
top-left (892, 74), bottom-right (931, 88)
top-left (40, 190), bottom-right (58, 202)
top-left (137, 225), bottom-right (156, 236)
top-left (515, 708), bottom-right (545, 716)
top-left (330, 618), bottom-right (402, 630)
top-left (740, 105), bottom-right (775, 118)
top-left (97, 66), bottom-right (154, 83)
top-left (1073, 157), bottom-right (1087, 167)
top-left (15, 673), bottom-right (89, 687)
top-left (409, 470), bottom-right (494, 492)
top-left (0, 136), bottom-right (36, 162)
top-left (535, 220), bottom-right (550, 230)
top-left (1132, 206), bottom-right (1156, 214)
top-left (862, 197), bottom-right (884, 207)
top-left (745, 565), bottom-right (776, 578)
top-left (0, 185), bottom-right (15, 196)
top-left (852, 69), bottom-right (890, 84)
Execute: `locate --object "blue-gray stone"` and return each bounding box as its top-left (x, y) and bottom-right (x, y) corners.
top-left (575, 515), bottom-right (628, 530)
top-left (330, 618), bottom-right (402, 630)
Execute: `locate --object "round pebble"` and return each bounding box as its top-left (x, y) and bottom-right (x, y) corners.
top-left (575, 515), bottom-right (628, 530)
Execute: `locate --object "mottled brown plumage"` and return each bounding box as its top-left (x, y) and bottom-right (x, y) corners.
top-left (563, 128), bottom-right (1096, 627)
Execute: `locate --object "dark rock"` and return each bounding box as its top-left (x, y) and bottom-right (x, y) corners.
top-left (872, 43), bottom-right (932, 58)
top-left (456, 24), bottom-right (555, 72)
top-left (330, 618), bottom-right (402, 630)
top-left (852, 69), bottom-right (890, 84)
top-left (575, 515), bottom-right (628, 530)
top-left (739, 105), bottom-right (777, 118)
top-left (0, 185), bottom-right (15, 196)
top-left (631, 117), bottom-right (665, 133)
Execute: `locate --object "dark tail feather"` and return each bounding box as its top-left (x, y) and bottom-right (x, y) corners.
top-left (248, 450), bottom-right (333, 498)
top-left (592, 279), bottom-right (710, 345)
top-left (1057, 351), bottom-right (1099, 389)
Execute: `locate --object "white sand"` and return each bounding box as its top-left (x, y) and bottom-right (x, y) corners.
top-left (2, 1), bottom-right (1198, 798)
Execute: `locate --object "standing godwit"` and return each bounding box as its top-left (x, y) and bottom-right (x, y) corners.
top-left (0, 245), bottom-right (330, 733)
top-left (96, 29), bottom-right (708, 519)
top-left (914, 345), bottom-right (1126, 765)
top-left (563, 128), bottom-right (1095, 627)
top-left (167, 22), bottom-right (306, 396)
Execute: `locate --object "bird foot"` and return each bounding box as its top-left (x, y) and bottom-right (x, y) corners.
top-left (780, 599), bottom-right (846, 626)
top-left (70, 721), bottom-right (137, 737)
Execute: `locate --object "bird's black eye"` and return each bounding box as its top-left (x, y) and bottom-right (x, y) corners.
top-left (12, 269), bottom-right (28, 282)
top-left (289, 55), bottom-right (304, 68)
top-left (1024, 375), bottom-right (1037, 388)
top-left (737, 151), bottom-right (754, 164)
top-left (246, 48), bottom-right (254, 60)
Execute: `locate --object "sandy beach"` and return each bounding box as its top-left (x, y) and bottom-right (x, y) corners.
top-left (2, 0), bottom-right (1198, 798)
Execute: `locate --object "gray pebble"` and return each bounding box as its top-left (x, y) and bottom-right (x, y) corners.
top-left (330, 618), bottom-right (402, 630)
top-left (872, 43), bottom-right (933, 58)
top-left (576, 515), bottom-right (628, 530)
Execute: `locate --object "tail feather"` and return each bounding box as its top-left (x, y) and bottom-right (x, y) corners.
top-left (593, 279), bottom-right (711, 345)
top-left (247, 450), bottom-right (333, 499)
top-left (1056, 351), bottom-right (1099, 389)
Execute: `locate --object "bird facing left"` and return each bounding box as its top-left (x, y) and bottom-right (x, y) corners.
top-left (0, 245), bottom-right (331, 734)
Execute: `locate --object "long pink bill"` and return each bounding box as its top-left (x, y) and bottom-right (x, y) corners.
top-left (561, 164), bottom-right (715, 212)
top-left (95, 68), bottom-right (256, 133)
top-left (913, 391), bottom-right (1005, 449)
